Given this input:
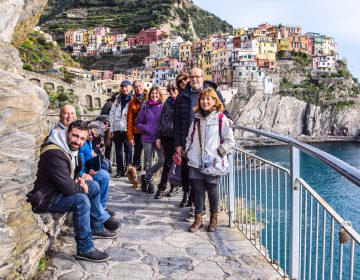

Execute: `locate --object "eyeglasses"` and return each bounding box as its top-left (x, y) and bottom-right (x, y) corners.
top-left (189, 75), bottom-right (203, 79)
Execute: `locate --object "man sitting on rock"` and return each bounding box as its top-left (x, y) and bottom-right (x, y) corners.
top-left (27, 120), bottom-right (116, 262)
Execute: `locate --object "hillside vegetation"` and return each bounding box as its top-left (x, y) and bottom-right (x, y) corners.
top-left (19, 31), bottom-right (79, 73)
top-left (40, 0), bottom-right (232, 41)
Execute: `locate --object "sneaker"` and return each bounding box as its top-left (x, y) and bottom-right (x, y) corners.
top-left (113, 170), bottom-right (124, 178)
top-left (167, 185), bottom-right (179, 197)
top-left (154, 189), bottom-right (165, 199)
top-left (147, 182), bottom-right (155, 194)
top-left (105, 208), bottom-right (115, 217)
top-left (76, 248), bottom-right (110, 262)
top-left (104, 217), bottom-right (120, 231)
top-left (185, 210), bottom-right (206, 222)
top-left (92, 229), bottom-right (118, 239)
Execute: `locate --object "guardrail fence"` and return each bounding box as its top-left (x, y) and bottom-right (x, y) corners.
top-left (219, 125), bottom-right (360, 280)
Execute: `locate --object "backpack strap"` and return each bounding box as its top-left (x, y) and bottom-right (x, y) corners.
top-left (40, 144), bottom-right (71, 162)
top-left (218, 112), bottom-right (224, 144)
top-left (190, 117), bottom-right (200, 145)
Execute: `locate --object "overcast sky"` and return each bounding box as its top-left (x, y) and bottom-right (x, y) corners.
top-left (193, 0), bottom-right (360, 79)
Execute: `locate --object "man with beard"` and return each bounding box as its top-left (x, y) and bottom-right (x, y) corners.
top-left (27, 120), bottom-right (116, 262)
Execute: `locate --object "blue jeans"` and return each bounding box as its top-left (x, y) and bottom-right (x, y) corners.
top-left (48, 180), bottom-right (108, 254)
top-left (92, 169), bottom-right (110, 209)
top-left (143, 141), bottom-right (165, 182)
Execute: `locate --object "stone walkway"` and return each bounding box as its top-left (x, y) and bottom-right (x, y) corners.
top-left (42, 178), bottom-right (281, 280)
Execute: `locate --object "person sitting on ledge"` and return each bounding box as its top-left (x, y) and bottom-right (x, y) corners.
top-left (27, 120), bottom-right (117, 262)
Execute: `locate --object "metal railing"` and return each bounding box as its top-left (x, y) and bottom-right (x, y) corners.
top-left (219, 125), bottom-right (360, 279)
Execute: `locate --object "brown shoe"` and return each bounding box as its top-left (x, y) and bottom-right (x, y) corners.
top-left (208, 212), bottom-right (218, 232)
top-left (189, 213), bottom-right (203, 233)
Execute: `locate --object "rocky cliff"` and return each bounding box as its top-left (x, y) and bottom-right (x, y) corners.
top-left (229, 61), bottom-right (360, 140)
top-left (0, 1), bottom-right (61, 279)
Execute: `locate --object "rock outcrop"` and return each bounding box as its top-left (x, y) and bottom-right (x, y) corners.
top-left (229, 81), bottom-right (360, 139)
top-left (0, 1), bottom-right (60, 279)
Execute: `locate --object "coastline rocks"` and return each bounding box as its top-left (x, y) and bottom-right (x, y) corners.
top-left (230, 89), bottom-right (360, 139)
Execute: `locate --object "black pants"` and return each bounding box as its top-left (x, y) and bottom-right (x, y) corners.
top-left (158, 136), bottom-right (175, 190)
top-left (104, 139), bottom-right (112, 160)
top-left (181, 157), bottom-right (195, 204)
top-left (192, 179), bottom-right (219, 214)
top-left (113, 130), bottom-right (132, 174)
top-left (133, 133), bottom-right (143, 171)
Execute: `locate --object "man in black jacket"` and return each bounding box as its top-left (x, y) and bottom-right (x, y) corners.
top-left (173, 68), bottom-right (232, 209)
top-left (27, 120), bottom-right (116, 262)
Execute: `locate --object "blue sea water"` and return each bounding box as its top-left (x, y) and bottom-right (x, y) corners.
top-left (247, 142), bottom-right (360, 279)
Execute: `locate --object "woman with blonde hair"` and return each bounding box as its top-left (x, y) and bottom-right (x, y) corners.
top-left (185, 87), bottom-right (235, 233)
top-left (136, 86), bottom-right (164, 194)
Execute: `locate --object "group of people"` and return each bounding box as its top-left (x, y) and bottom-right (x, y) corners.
top-left (26, 67), bottom-right (235, 263)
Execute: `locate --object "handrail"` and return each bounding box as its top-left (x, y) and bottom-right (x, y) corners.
top-left (231, 124), bottom-right (360, 187)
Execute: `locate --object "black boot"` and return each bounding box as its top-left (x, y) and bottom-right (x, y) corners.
top-left (154, 184), bottom-right (166, 199)
top-left (141, 174), bottom-right (148, 192)
top-left (147, 181), bottom-right (155, 194)
top-left (167, 185), bottom-right (179, 197)
top-left (180, 192), bottom-right (189, 208)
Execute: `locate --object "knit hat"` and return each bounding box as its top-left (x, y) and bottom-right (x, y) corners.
top-left (88, 120), bottom-right (105, 137)
top-left (120, 80), bottom-right (132, 86)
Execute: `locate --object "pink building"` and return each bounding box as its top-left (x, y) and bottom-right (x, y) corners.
top-left (128, 28), bottom-right (170, 47)
top-left (94, 27), bottom-right (108, 36)
top-left (102, 70), bottom-right (113, 80)
top-left (280, 25), bottom-right (302, 38)
top-left (258, 23), bottom-right (273, 30)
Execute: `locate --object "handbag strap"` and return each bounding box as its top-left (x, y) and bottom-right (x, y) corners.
top-left (197, 119), bottom-right (203, 153)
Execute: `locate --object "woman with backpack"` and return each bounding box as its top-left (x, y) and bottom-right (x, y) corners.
top-left (136, 86), bottom-right (164, 194)
top-left (185, 88), bottom-right (235, 233)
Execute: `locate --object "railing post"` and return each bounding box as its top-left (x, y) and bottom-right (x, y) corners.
top-left (290, 146), bottom-right (301, 280)
top-left (228, 152), bottom-right (235, 227)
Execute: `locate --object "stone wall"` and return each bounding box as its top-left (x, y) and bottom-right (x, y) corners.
top-left (0, 1), bottom-right (67, 279)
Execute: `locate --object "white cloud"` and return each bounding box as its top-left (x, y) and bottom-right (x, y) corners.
top-left (193, 0), bottom-right (360, 78)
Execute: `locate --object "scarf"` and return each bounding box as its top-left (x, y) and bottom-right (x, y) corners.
top-left (167, 96), bottom-right (176, 106)
top-left (47, 129), bottom-right (79, 179)
top-left (120, 93), bottom-right (131, 110)
top-left (147, 100), bottom-right (161, 106)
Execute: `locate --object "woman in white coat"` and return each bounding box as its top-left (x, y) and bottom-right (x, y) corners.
top-left (185, 88), bottom-right (235, 233)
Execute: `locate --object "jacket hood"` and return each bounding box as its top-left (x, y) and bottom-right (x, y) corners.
top-left (48, 129), bottom-right (79, 177)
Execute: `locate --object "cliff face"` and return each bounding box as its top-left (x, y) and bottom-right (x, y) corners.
top-left (0, 1), bottom-right (55, 279)
top-left (229, 62), bottom-right (360, 139)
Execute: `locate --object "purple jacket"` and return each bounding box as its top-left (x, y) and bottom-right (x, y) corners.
top-left (135, 100), bottom-right (163, 142)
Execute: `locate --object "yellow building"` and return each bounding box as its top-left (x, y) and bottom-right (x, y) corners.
top-left (233, 27), bottom-right (246, 37)
top-left (277, 39), bottom-right (289, 51)
top-left (179, 41), bottom-right (193, 63)
top-left (259, 41), bottom-right (277, 55)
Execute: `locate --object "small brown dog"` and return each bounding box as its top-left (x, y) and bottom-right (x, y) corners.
top-left (125, 164), bottom-right (140, 190)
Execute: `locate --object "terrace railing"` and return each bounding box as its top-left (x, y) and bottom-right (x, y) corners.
top-left (219, 125), bottom-right (360, 280)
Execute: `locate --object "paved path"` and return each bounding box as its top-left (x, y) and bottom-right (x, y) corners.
top-left (44, 178), bottom-right (281, 280)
